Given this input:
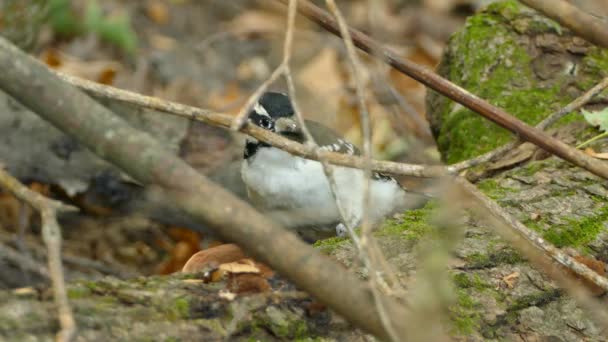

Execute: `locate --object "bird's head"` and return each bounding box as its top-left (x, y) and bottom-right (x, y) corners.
top-left (249, 92), bottom-right (300, 137)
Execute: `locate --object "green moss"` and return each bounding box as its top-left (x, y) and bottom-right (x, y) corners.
top-left (438, 1), bottom-right (565, 163)
top-left (313, 235), bottom-right (349, 254)
top-left (434, 0), bottom-right (608, 163)
top-left (515, 161), bottom-right (545, 177)
top-left (582, 47), bottom-right (608, 86)
top-left (465, 249), bottom-right (525, 270)
top-left (375, 202), bottom-right (438, 241)
top-left (166, 297), bottom-right (190, 320)
top-left (476, 179), bottom-right (516, 200)
top-left (450, 290), bottom-right (482, 334)
top-left (542, 207), bottom-right (608, 247)
top-left (453, 273), bottom-right (491, 290)
top-left (67, 285), bottom-right (91, 299)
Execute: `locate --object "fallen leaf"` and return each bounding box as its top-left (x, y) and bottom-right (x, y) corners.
top-left (227, 273), bottom-right (271, 294)
top-left (218, 259), bottom-right (260, 274)
top-left (584, 147), bottom-right (608, 160)
top-left (219, 289), bottom-right (236, 301)
top-left (570, 255), bottom-right (606, 296)
top-left (227, 10), bottom-right (285, 34)
top-left (145, 0), bottom-right (169, 24)
top-left (502, 271), bottom-right (520, 288)
top-left (39, 49), bottom-right (121, 85)
top-left (182, 243), bottom-right (246, 273)
top-left (13, 287), bottom-right (36, 296)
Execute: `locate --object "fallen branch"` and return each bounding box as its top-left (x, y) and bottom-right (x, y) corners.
top-left (0, 36), bottom-right (409, 340)
top-left (278, 0), bottom-right (608, 180)
top-left (519, 0), bottom-right (608, 49)
top-left (0, 167), bottom-right (78, 341)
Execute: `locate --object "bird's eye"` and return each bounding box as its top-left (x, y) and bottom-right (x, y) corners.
top-left (259, 117), bottom-right (273, 129)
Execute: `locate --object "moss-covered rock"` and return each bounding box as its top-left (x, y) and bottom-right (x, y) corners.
top-left (426, 0), bottom-right (608, 163)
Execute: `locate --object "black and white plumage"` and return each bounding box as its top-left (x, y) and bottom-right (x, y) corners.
top-left (241, 92), bottom-right (418, 240)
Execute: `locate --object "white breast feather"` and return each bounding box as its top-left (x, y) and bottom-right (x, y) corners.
top-left (242, 147), bottom-right (407, 229)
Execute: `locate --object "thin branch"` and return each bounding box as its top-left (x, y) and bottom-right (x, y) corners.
top-left (57, 72), bottom-right (447, 178)
top-left (277, 0), bottom-right (608, 180)
top-left (450, 76), bottom-right (608, 173)
top-left (325, 1), bottom-right (400, 341)
top-left (0, 167), bottom-right (77, 341)
top-left (519, 0), bottom-right (608, 49)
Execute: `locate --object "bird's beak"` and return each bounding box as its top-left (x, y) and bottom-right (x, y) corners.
top-left (274, 117), bottom-right (299, 134)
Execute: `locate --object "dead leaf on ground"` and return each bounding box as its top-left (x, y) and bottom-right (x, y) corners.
top-left (584, 147), bottom-right (608, 160)
top-left (219, 259), bottom-right (260, 274)
top-left (181, 243), bottom-right (246, 273)
top-left (219, 289), bottom-right (237, 301)
top-left (569, 255), bottom-right (607, 297)
top-left (227, 10), bottom-right (286, 34)
top-left (39, 49), bottom-right (121, 85)
top-left (145, 0), bottom-right (169, 25)
top-left (227, 273), bottom-right (272, 294)
top-left (502, 271), bottom-right (520, 289)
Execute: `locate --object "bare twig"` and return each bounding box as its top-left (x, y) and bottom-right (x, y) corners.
top-left (57, 72), bottom-right (446, 178)
top-left (537, 76), bottom-right (608, 130)
top-left (278, 0), bottom-right (608, 180)
top-left (450, 76), bottom-right (608, 172)
top-left (0, 167), bottom-right (77, 341)
top-left (519, 0), bottom-right (608, 48)
top-left (324, 1), bottom-right (400, 341)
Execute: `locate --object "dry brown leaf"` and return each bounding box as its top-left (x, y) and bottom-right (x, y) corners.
top-left (227, 10), bottom-right (285, 34)
top-left (182, 243), bottom-right (246, 273)
top-left (145, 0), bottom-right (169, 25)
top-left (502, 271), bottom-right (520, 289)
top-left (584, 147), bottom-right (608, 160)
top-left (39, 49), bottom-right (121, 85)
top-left (219, 289), bottom-right (236, 301)
top-left (570, 255), bottom-right (606, 296)
top-left (219, 259), bottom-right (260, 274)
top-left (148, 34), bottom-right (176, 51)
top-left (227, 273), bottom-right (271, 294)
top-left (13, 287), bottom-right (37, 296)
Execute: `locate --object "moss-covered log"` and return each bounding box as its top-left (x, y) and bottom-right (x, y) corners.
top-left (427, 0), bottom-right (608, 164)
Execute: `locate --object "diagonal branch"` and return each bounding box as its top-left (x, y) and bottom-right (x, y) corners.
top-left (57, 71), bottom-right (447, 178)
top-left (450, 76), bottom-right (608, 173)
top-left (277, 0), bottom-right (608, 181)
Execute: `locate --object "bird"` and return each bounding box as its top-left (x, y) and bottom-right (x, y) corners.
top-left (241, 92), bottom-right (425, 241)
